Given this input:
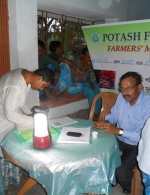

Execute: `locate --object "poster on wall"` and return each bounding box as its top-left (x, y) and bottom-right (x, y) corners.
top-left (94, 70), bottom-right (116, 89)
top-left (82, 19), bottom-right (150, 93)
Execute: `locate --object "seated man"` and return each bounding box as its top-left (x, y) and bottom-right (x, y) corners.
top-left (71, 46), bottom-right (101, 121)
top-left (49, 40), bottom-right (81, 76)
top-left (38, 40), bottom-right (61, 101)
top-left (48, 41), bottom-right (83, 98)
top-left (39, 64), bottom-right (83, 101)
top-left (38, 39), bottom-right (60, 71)
top-left (94, 71), bottom-right (150, 194)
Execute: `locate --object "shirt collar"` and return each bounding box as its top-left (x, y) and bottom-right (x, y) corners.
top-left (135, 90), bottom-right (143, 105)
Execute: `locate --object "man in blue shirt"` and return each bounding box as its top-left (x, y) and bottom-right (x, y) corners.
top-left (94, 71), bottom-right (150, 194)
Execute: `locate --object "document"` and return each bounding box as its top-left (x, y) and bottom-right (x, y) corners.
top-left (14, 127), bottom-right (60, 145)
top-left (57, 126), bottom-right (91, 144)
top-left (49, 117), bottom-right (78, 128)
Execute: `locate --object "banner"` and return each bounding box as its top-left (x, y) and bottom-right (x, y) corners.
top-left (82, 19), bottom-right (150, 93)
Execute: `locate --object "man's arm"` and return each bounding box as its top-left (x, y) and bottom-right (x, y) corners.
top-left (43, 88), bottom-right (59, 101)
top-left (94, 120), bottom-right (121, 135)
top-left (86, 68), bottom-right (95, 89)
top-left (3, 87), bottom-right (33, 130)
top-left (58, 56), bottom-right (81, 76)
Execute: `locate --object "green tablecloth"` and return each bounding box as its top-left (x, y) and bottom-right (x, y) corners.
top-left (1, 119), bottom-right (121, 195)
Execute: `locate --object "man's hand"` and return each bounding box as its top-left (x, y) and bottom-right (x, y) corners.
top-left (75, 68), bottom-right (82, 77)
top-left (94, 120), bottom-right (108, 129)
top-left (94, 121), bottom-right (120, 135)
top-left (27, 113), bottom-right (33, 117)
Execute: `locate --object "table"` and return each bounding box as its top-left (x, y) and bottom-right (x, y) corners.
top-left (1, 119), bottom-right (121, 195)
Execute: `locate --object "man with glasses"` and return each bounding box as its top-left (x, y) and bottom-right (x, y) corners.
top-left (94, 71), bottom-right (150, 194)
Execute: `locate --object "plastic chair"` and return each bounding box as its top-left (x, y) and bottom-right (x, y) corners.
top-left (89, 92), bottom-right (118, 121)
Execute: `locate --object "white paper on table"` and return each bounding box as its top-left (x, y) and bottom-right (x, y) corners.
top-left (57, 127), bottom-right (91, 144)
top-left (49, 117), bottom-right (78, 128)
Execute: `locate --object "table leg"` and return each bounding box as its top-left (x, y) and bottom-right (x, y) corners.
top-left (17, 178), bottom-right (37, 195)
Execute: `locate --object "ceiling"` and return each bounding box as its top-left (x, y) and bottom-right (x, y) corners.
top-left (37, 0), bottom-right (113, 23)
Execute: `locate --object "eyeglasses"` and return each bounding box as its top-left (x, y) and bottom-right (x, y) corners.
top-left (118, 84), bottom-right (139, 92)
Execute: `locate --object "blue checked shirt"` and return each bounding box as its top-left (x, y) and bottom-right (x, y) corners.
top-left (105, 91), bottom-right (150, 145)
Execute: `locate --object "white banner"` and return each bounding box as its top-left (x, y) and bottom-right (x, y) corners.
top-left (83, 19), bottom-right (150, 93)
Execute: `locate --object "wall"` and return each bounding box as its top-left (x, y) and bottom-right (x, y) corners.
top-left (8, 0), bottom-right (39, 109)
top-left (127, 0), bottom-right (150, 21)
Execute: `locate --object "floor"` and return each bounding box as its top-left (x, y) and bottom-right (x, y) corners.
top-left (8, 174), bottom-right (144, 195)
top-left (8, 108), bottom-right (144, 195)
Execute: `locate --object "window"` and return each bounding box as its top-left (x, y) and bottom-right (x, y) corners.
top-left (38, 10), bottom-right (94, 59)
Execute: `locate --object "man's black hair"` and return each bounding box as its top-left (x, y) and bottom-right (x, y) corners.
top-left (38, 40), bottom-right (45, 49)
top-left (119, 71), bottom-right (142, 86)
top-left (34, 68), bottom-right (55, 85)
top-left (49, 41), bottom-right (61, 52)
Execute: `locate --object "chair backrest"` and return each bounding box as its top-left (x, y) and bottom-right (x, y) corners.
top-left (89, 92), bottom-right (118, 121)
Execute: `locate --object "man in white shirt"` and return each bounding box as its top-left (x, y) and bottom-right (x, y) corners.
top-left (137, 117), bottom-right (150, 195)
top-left (0, 67), bottom-right (54, 194)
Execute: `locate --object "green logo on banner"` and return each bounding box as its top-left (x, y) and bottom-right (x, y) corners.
top-left (92, 33), bottom-right (100, 43)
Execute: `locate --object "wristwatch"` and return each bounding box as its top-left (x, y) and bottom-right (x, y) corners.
top-left (119, 128), bottom-right (123, 135)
